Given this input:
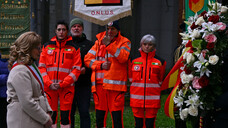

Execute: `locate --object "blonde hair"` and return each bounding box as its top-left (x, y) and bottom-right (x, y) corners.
top-left (8, 31), bottom-right (41, 69)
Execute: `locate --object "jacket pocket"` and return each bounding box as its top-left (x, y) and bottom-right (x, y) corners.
top-left (46, 52), bottom-right (55, 66)
top-left (132, 64), bottom-right (142, 81)
top-left (150, 65), bottom-right (161, 83)
top-left (62, 51), bottom-right (73, 66)
top-left (114, 92), bottom-right (125, 107)
top-left (151, 65), bottom-right (160, 76)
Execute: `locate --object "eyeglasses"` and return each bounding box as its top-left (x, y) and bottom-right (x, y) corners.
top-left (57, 28), bottom-right (67, 32)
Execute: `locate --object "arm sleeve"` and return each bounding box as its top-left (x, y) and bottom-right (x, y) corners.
top-left (60, 48), bottom-right (82, 88)
top-left (11, 70), bottom-right (49, 124)
top-left (0, 74), bottom-right (8, 86)
top-left (84, 41), bottom-right (103, 70)
top-left (106, 40), bottom-right (131, 63)
top-left (128, 59), bottom-right (132, 83)
top-left (38, 47), bottom-right (53, 87)
top-left (160, 61), bottom-right (167, 82)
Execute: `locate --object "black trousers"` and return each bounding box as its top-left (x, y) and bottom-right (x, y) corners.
top-left (134, 116), bottom-right (155, 128)
top-left (0, 98), bottom-right (7, 128)
top-left (71, 84), bottom-right (91, 128)
top-left (96, 110), bottom-right (123, 128)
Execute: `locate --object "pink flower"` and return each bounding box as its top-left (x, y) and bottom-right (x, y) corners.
top-left (216, 22), bottom-right (226, 31)
top-left (201, 49), bottom-right (209, 58)
top-left (192, 77), bottom-right (201, 89)
top-left (204, 34), bottom-right (217, 43)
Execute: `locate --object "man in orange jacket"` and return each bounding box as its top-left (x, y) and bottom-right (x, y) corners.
top-left (128, 34), bottom-right (166, 128)
top-left (39, 20), bottom-right (82, 128)
top-left (84, 21), bottom-right (131, 128)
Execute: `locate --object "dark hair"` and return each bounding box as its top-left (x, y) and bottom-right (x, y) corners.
top-left (55, 20), bottom-right (69, 31)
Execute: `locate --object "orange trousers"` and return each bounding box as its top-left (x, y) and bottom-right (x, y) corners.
top-left (45, 86), bottom-right (74, 124)
top-left (93, 84), bottom-right (125, 128)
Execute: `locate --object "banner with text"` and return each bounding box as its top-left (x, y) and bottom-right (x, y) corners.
top-left (0, 0), bottom-right (30, 51)
top-left (72, 0), bottom-right (131, 26)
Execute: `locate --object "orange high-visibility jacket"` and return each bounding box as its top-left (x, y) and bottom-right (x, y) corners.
top-left (129, 49), bottom-right (166, 108)
top-left (84, 31), bottom-right (131, 92)
top-left (39, 36), bottom-right (82, 89)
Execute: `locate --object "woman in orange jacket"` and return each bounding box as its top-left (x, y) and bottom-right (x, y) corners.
top-left (39, 21), bottom-right (82, 128)
top-left (129, 34), bottom-right (166, 128)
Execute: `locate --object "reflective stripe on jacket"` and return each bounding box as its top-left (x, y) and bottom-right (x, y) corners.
top-left (84, 31), bottom-right (131, 92)
top-left (38, 36), bottom-right (82, 88)
top-left (129, 49), bottom-right (166, 108)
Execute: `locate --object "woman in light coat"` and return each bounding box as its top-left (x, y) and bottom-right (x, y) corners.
top-left (7, 31), bottom-right (53, 128)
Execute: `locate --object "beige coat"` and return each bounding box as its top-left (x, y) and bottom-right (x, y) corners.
top-left (7, 64), bottom-right (52, 128)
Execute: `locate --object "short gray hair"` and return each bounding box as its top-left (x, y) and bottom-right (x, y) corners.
top-left (140, 34), bottom-right (156, 47)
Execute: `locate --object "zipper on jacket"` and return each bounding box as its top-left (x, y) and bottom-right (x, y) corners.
top-left (144, 53), bottom-right (148, 110)
top-left (54, 52), bottom-right (57, 64)
top-left (149, 67), bottom-right (151, 80)
top-left (62, 53), bottom-right (64, 65)
top-left (56, 43), bottom-right (61, 83)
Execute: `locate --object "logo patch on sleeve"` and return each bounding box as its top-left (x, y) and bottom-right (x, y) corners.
top-left (47, 49), bottom-right (54, 54)
top-left (134, 65), bottom-right (140, 71)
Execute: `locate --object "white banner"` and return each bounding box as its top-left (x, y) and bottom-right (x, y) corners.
top-left (72, 0), bottom-right (131, 26)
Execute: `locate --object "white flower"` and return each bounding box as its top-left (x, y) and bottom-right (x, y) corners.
top-left (208, 0), bottom-right (214, 7)
top-left (179, 32), bottom-right (190, 42)
top-left (188, 106), bottom-right (198, 116)
top-left (182, 40), bottom-right (189, 45)
top-left (201, 22), bottom-right (221, 32)
top-left (180, 65), bottom-right (185, 71)
top-left (195, 16), bottom-right (205, 26)
top-left (178, 89), bottom-right (184, 96)
top-left (180, 108), bottom-right (189, 120)
top-left (184, 98), bottom-right (195, 107)
top-left (191, 93), bottom-right (200, 102)
top-left (174, 96), bottom-right (184, 107)
top-left (212, 2), bottom-right (222, 11)
top-left (194, 53), bottom-right (211, 76)
top-left (190, 29), bottom-right (201, 40)
top-left (187, 16), bottom-right (195, 24)
top-left (193, 53), bottom-right (207, 70)
top-left (202, 31), bottom-right (210, 38)
top-left (184, 93), bottom-right (200, 106)
top-left (221, 6), bottom-right (228, 13)
top-left (186, 53), bottom-right (195, 64)
top-left (180, 72), bottom-right (194, 84)
top-left (183, 52), bottom-right (195, 64)
top-left (184, 21), bottom-right (191, 26)
top-left (209, 55), bottom-right (219, 65)
top-left (202, 22), bottom-right (213, 30)
top-left (211, 24), bottom-right (223, 32)
top-left (199, 66), bottom-right (212, 77)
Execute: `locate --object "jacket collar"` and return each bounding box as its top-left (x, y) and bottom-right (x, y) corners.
top-left (50, 36), bottom-right (72, 47)
top-left (139, 48), bottom-right (156, 59)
